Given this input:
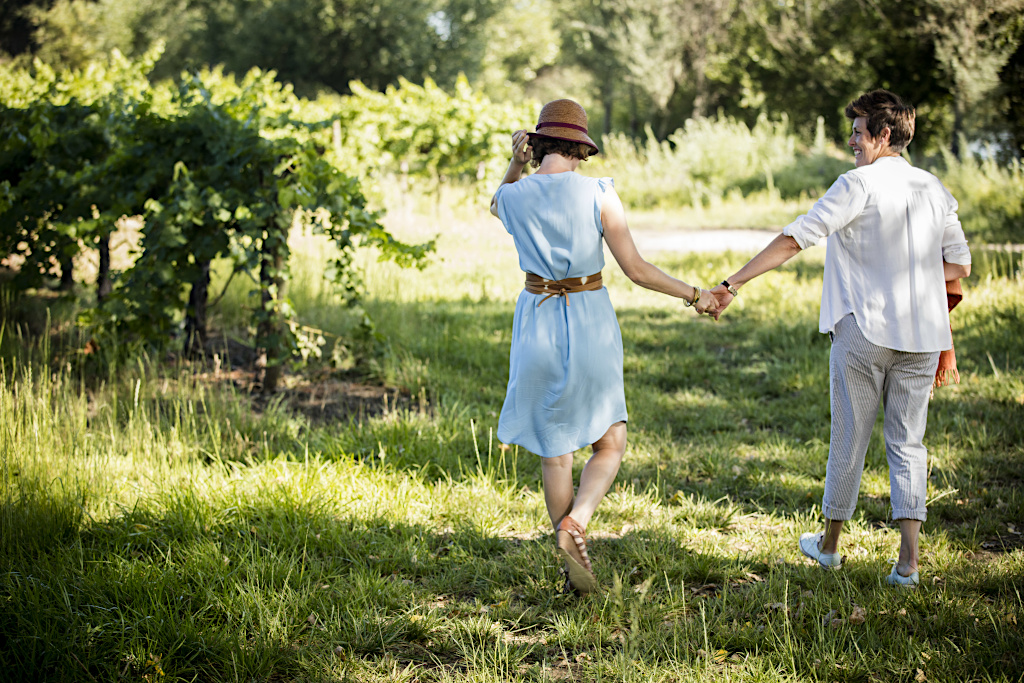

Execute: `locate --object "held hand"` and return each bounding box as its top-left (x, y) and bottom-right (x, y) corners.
top-left (708, 284), bottom-right (734, 320)
top-left (511, 129), bottom-right (532, 165)
top-left (695, 288), bottom-right (719, 316)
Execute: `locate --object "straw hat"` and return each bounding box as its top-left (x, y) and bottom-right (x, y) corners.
top-left (527, 99), bottom-right (599, 156)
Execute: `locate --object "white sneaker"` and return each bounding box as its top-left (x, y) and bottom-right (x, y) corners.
top-left (799, 532), bottom-right (843, 569)
top-left (885, 561), bottom-right (919, 588)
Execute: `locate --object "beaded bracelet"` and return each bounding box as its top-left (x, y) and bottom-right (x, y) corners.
top-left (686, 285), bottom-right (701, 307)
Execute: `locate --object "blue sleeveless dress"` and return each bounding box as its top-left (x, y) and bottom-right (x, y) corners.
top-left (494, 172), bottom-right (628, 457)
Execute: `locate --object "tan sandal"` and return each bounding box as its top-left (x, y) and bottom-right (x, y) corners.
top-left (556, 515), bottom-right (598, 594)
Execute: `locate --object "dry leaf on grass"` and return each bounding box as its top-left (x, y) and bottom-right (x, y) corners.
top-left (849, 606), bottom-right (867, 625)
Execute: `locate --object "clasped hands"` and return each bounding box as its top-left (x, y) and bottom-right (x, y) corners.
top-left (691, 283), bottom-right (736, 320)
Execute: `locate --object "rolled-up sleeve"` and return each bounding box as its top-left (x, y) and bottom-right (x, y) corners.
top-left (940, 193), bottom-right (971, 265)
top-left (783, 173), bottom-right (868, 250)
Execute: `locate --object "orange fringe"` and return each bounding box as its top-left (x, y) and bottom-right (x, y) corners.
top-left (934, 279), bottom-right (963, 389)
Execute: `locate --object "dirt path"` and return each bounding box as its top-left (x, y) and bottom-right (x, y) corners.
top-left (629, 228), bottom-right (1024, 255)
top-left (630, 228), bottom-right (778, 254)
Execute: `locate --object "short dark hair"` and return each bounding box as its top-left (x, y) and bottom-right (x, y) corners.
top-left (844, 89), bottom-right (916, 154)
top-left (529, 136), bottom-right (592, 168)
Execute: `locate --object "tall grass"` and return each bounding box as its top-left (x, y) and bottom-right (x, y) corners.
top-left (3, 202), bottom-right (1023, 681)
top-left (580, 115), bottom-right (852, 228)
top-left (935, 149), bottom-right (1024, 244)
top-left (483, 114), bottom-right (1022, 239)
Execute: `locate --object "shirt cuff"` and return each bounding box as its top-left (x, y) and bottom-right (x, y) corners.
top-left (783, 221), bottom-right (824, 250)
top-left (942, 243), bottom-right (972, 265)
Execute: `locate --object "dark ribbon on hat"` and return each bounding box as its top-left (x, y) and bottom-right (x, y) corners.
top-left (536, 121), bottom-right (589, 134)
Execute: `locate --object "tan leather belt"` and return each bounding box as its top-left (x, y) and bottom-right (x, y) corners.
top-left (524, 271), bottom-right (603, 306)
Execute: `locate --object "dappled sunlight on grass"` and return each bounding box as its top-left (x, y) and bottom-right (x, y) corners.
top-left (3, 209), bottom-right (1023, 680)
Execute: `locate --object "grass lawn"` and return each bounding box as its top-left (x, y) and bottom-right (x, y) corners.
top-left (2, 203), bottom-right (1023, 682)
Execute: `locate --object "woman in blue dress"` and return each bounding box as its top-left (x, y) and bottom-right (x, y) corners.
top-left (490, 99), bottom-right (718, 593)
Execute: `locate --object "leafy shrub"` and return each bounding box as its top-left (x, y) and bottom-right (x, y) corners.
top-left (0, 52), bottom-right (432, 391)
top-left (768, 152), bottom-right (852, 200)
top-left (585, 114), bottom-right (847, 210)
top-left (936, 148), bottom-right (1024, 244)
top-left (319, 76), bottom-right (536, 194)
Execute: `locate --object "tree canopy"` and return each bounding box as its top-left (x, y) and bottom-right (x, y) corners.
top-left (4, 0), bottom-right (1023, 154)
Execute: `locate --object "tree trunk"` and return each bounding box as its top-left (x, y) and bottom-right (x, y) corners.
top-left (951, 98), bottom-right (964, 159)
top-left (692, 54), bottom-right (708, 120)
top-left (629, 85), bottom-right (638, 138)
top-left (255, 231), bottom-right (287, 393)
top-left (657, 83), bottom-right (680, 139)
top-left (59, 256), bottom-right (74, 291)
top-left (183, 259), bottom-right (210, 357)
top-left (602, 76), bottom-right (615, 137)
top-left (97, 233), bottom-right (112, 302)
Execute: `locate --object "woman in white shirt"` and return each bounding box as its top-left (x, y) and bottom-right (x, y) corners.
top-left (710, 89), bottom-right (971, 587)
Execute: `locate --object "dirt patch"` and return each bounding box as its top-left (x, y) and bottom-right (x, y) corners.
top-left (187, 335), bottom-right (418, 424)
top-left (262, 378), bottom-right (415, 424)
top-left (192, 367), bottom-right (416, 424)
top-left (979, 534), bottom-right (1024, 553)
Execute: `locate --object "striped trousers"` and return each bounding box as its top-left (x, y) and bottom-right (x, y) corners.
top-left (823, 314), bottom-right (940, 522)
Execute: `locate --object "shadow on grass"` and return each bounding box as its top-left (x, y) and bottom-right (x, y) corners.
top-left (326, 296), bottom-right (1024, 601)
top-left (326, 295), bottom-right (1023, 528)
top-left (4, 281), bottom-right (1024, 679)
top-left (2, 485), bottom-right (781, 680)
top-left (4, 483), bottom-right (1023, 681)
top-left (0, 488), bottom-right (540, 679)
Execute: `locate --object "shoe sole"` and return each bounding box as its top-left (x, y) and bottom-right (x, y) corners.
top-left (885, 573), bottom-right (919, 588)
top-left (556, 531), bottom-right (598, 594)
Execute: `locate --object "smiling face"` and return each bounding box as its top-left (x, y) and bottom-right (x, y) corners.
top-left (848, 116), bottom-right (892, 167)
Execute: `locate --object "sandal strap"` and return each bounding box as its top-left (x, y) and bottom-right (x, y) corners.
top-left (558, 515), bottom-right (586, 538)
top-left (558, 515), bottom-right (592, 570)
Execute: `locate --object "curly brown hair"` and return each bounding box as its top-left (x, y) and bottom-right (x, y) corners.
top-left (528, 136), bottom-right (593, 168)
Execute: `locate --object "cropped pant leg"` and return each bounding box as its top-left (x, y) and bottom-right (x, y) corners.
top-left (821, 314), bottom-right (939, 522)
top-left (882, 347), bottom-right (940, 521)
top-left (821, 314), bottom-right (886, 521)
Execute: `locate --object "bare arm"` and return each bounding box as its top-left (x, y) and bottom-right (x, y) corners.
top-left (727, 233), bottom-right (803, 287)
top-left (602, 186), bottom-right (717, 313)
top-left (710, 233), bottom-right (803, 319)
top-left (944, 260), bottom-right (970, 280)
top-left (490, 130), bottom-right (532, 217)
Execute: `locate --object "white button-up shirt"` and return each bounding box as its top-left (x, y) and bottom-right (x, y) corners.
top-left (783, 156), bottom-right (971, 353)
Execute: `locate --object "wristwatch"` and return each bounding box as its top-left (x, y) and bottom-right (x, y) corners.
top-left (720, 279), bottom-right (739, 297)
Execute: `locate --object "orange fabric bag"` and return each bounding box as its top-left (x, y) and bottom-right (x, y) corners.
top-left (935, 279), bottom-right (963, 388)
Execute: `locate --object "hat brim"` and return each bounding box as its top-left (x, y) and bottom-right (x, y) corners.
top-left (527, 129), bottom-right (599, 156)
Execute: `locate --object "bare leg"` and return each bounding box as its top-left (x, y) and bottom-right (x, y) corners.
top-left (541, 453), bottom-right (575, 531)
top-left (896, 519), bottom-right (921, 576)
top-left (820, 518), bottom-right (845, 554)
top-left (567, 422), bottom-right (627, 530)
